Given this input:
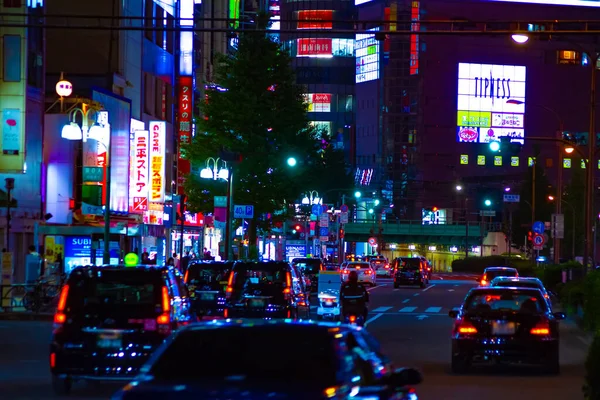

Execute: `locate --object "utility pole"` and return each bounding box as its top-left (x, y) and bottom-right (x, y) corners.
top-left (5, 178), bottom-right (14, 251)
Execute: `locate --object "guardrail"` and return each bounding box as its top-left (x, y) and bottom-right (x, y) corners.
top-left (348, 219), bottom-right (486, 227)
top-left (0, 282), bottom-right (62, 313)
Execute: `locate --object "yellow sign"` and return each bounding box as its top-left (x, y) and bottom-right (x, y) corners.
top-left (149, 121), bottom-right (165, 203)
top-left (477, 155), bottom-right (486, 166)
top-left (457, 110), bottom-right (491, 128)
top-left (124, 252), bottom-right (139, 267)
top-left (460, 154), bottom-right (468, 165)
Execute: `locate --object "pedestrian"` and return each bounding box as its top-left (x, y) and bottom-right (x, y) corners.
top-left (25, 245), bottom-right (41, 285)
top-left (167, 257), bottom-right (175, 267)
top-left (172, 253), bottom-right (180, 270)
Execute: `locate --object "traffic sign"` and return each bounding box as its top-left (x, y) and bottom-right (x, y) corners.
top-left (320, 213), bottom-right (329, 227)
top-left (311, 204), bottom-right (323, 215)
top-left (340, 204), bottom-right (349, 213)
top-left (233, 205), bottom-right (254, 218)
top-left (368, 237), bottom-right (377, 246)
top-left (503, 194), bottom-right (520, 203)
top-left (319, 227), bottom-right (329, 242)
top-left (340, 212), bottom-right (349, 224)
top-left (533, 234), bottom-right (545, 246)
top-left (214, 196), bottom-right (227, 207)
top-left (552, 213), bottom-right (565, 239)
top-left (532, 221), bottom-right (545, 234)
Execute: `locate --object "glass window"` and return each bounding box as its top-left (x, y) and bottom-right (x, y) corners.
top-left (332, 39), bottom-right (354, 57)
top-left (145, 0), bottom-right (154, 41)
top-left (465, 291), bottom-right (547, 313)
top-left (345, 95), bottom-right (353, 112)
top-left (3, 35), bottom-right (21, 82)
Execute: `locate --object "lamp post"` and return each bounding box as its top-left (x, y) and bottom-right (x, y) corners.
top-left (549, 195), bottom-right (577, 260)
top-left (4, 178), bottom-right (14, 251)
top-left (199, 157), bottom-right (230, 259)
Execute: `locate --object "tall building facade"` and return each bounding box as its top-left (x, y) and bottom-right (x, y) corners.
top-left (281, 0), bottom-right (356, 161)
top-left (356, 0), bottom-right (600, 221)
top-left (0, 0), bottom-right (45, 279)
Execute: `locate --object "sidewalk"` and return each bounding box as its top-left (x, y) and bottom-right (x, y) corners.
top-left (0, 311), bottom-right (53, 321)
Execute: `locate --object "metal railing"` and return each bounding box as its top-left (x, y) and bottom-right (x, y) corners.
top-left (0, 280), bottom-right (63, 313)
top-left (348, 219), bottom-right (484, 227)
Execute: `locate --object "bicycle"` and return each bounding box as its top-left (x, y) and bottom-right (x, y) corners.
top-left (23, 278), bottom-right (62, 312)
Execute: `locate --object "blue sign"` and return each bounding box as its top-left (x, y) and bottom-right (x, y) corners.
top-left (319, 227), bottom-right (329, 236)
top-left (65, 236), bottom-right (92, 259)
top-left (285, 244), bottom-right (306, 260)
top-left (311, 204), bottom-right (323, 215)
top-left (532, 221), bottom-right (545, 234)
top-left (533, 234), bottom-right (545, 246)
top-left (233, 205), bottom-right (254, 219)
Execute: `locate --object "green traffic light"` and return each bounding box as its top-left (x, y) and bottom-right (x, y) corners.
top-left (489, 141), bottom-right (500, 152)
top-left (287, 157), bottom-right (297, 167)
top-left (484, 199), bottom-right (492, 207)
top-left (354, 191), bottom-right (362, 198)
top-left (368, 208), bottom-right (374, 214)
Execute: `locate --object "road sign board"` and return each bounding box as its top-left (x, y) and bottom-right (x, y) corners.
top-left (532, 221), bottom-right (545, 234)
top-left (132, 197), bottom-right (148, 211)
top-left (552, 213), bottom-right (565, 239)
top-left (214, 196), bottom-right (227, 208)
top-left (533, 234), bottom-right (545, 246)
top-left (311, 204), bottom-right (323, 215)
top-left (368, 237), bottom-right (377, 246)
top-left (533, 244), bottom-right (543, 251)
top-left (340, 212), bottom-right (349, 224)
top-left (503, 194), bottom-right (520, 203)
top-left (340, 204), bottom-right (349, 213)
top-left (320, 213), bottom-right (329, 227)
top-left (233, 205), bottom-right (254, 219)
top-left (480, 210), bottom-right (496, 217)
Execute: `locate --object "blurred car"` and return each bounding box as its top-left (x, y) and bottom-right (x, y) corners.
top-left (449, 287), bottom-right (565, 374)
top-left (291, 258), bottom-right (324, 292)
top-left (184, 261), bottom-right (233, 320)
top-left (341, 262), bottom-right (377, 286)
top-left (370, 258), bottom-right (392, 277)
top-left (324, 263), bottom-right (340, 272)
top-left (479, 266), bottom-right (519, 286)
top-left (419, 256), bottom-right (432, 280)
top-left (225, 261), bottom-right (309, 319)
top-left (50, 265), bottom-right (192, 395)
top-left (490, 276), bottom-right (553, 309)
top-left (112, 320), bottom-right (423, 400)
top-left (393, 257), bottom-right (428, 288)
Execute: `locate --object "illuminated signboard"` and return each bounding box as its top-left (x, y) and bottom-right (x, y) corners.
top-left (149, 121), bottom-right (166, 203)
top-left (456, 63), bottom-right (526, 144)
top-left (27, 0), bottom-right (43, 8)
top-left (297, 38), bottom-right (333, 57)
top-left (356, 28), bottom-right (380, 83)
top-left (177, 76), bottom-right (193, 194)
top-left (81, 111), bottom-right (110, 217)
top-left (129, 130), bottom-right (149, 213)
top-left (144, 203), bottom-right (164, 225)
top-left (410, 1), bottom-right (420, 75)
top-left (305, 93), bottom-right (332, 112)
top-left (297, 10), bottom-right (333, 29)
top-left (489, 0), bottom-right (600, 6)
top-left (269, 0), bottom-right (280, 31)
top-left (355, 0), bottom-right (374, 5)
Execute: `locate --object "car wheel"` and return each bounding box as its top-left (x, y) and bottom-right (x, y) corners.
top-left (52, 375), bottom-right (72, 395)
top-left (544, 353), bottom-right (560, 375)
top-left (451, 355), bottom-right (470, 374)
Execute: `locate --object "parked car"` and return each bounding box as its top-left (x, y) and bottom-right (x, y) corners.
top-left (112, 320), bottom-right (423, 400)
top-left (50, 265), bottom-right (192, 395)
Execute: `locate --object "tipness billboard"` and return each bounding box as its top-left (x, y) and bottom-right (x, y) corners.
top-left (456, 63), bottom-right (526, 144)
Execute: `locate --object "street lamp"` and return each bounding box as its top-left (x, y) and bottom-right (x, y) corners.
top-left (354, 191), bottom-right (362, 199)
top-left (484, 199), bottom-right (492, 207)
top-left (455, 185), bottom-right (463, 192)
top-left (511, 34), bottom-right (529, 44)
top-left (489, 141), bottom-right (501, 152)
top-left (200, 157), bottom-right (228, 180)
top-left (287, 157), bottom-right (297, 167)
top-left (301, 190), bottom-right (321, 205)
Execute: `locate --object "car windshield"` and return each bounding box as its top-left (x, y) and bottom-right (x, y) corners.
top-left (293, 259), bottom-right (321, 274)
top-left (186, 263), bottom-right (231, 289)
top-left (371, 260), bottom-right (385, 265)
top-left (67, 270), bottom-right (161, 317)
top-left (485, 269), bottom-right (518, 280)
top-left (465, 291), bottom-right (547, 313)
top-left (398, 259), bottom-right (420, 271)
top-left (347, 263), bottom-right (370, 270)
top-left (149, 326), bottom-right (338, 386)
top-left (232, 264), bottom-right (288, 297)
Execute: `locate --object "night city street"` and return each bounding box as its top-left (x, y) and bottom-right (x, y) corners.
top-left (0, 276), bottom-right (590, 399)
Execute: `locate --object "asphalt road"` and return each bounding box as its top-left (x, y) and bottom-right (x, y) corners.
top-left (0, 276), bottom-right (590, 399)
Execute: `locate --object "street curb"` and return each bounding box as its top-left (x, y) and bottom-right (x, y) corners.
top-left (0, 312), bottom-right (54, 321)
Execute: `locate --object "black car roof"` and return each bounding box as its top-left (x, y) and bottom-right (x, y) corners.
top-left (492, 276), bottom-right (540, 282)
top-left (484, 266), bottom-right (517, 271)
top-left (70, 264), bottom-right (169, 273)
top-left (181, 318), bottom-right (360, 333)
top-left (469, 286), bottom-right (542, 294)
top-left (232, 261), bottom-right (291, 269)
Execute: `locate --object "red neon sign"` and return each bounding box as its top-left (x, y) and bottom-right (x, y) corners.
top-left (177, 76), bottom-right (193, 194)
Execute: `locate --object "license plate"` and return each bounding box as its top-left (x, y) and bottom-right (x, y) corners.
top-left (200, 293), bottom-right (216, 301)
top-left (492, 321), bottom-right (516, 335)
top-left (97, 333), bottom-right (122, 349)
top-left (249, 299), bottom-right (266, 308)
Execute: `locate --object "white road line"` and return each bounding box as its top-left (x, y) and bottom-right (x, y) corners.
top-left (454, 284), bottom-right (459, 287)
top-left (365, 313), bottom-right (384, 326)
top-left (399, 306), bottom-right (417, 313)
top-left (402, 299), bottom-right (410, 304)
top-left (413, 293), bottom-right (419, 297)
top-left (367, 284), bottom-right (385, 292)
top-left (425, 307), bottom-right (442, 313)
top-left (372, 306), bottom-right (393, 313)
top-left (393, 289), bottom-right (400, 291)
top-left (422, 284), bottom-right (436, 292)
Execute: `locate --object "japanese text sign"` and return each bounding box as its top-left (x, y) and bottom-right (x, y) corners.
top-left (149, 121), bottom-right (166, 203)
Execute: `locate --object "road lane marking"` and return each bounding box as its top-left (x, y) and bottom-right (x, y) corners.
top-left (422, 284), bottom-right (436, 292)
top-left (372, 306), bottom-right (392, 313)
top-left (448, 289), bottom-right (455, 292)
top-left (413, 293), bottom-right (419, 297)
top-left (393, 289), bottom-right (400, 291)
top-left (365, 313), bottom-right (384, 326)
top-left (367, 284), bottom-right (386, 291)
top-left (399, 307), bottom-right (417, 313)
top-left (402, 299), bottom-right (410, 304)
top-left (425, 307), bottom-right (442, 313)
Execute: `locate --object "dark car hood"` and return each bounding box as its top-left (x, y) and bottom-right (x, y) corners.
top-left (115, 380), bottom-right (329, 400)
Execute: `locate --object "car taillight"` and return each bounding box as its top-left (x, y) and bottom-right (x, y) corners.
top-left (53, 285), bottom-right (70, 327)
top-left (349, 315), bottom-right (357, 323)
top-left (157, 286), bottom-right (171, 334)
top-left (480, 279), bottom-right (487, 286)
top-left (342, 270), bottom-right (349, 274)
top-left (365, 270), bottom-right (371, 275)
top-left (226, 271), bottom-right (235, 298)
top-left (284, 272), bottom-right (292, 300)
top-left (384, 265), bottom-right (390, 269)
top-left (455, 319), bottom-right (478, 335)
top-left (50, 352), bottom-right (56, 369)
top-left (183, 270), bottom-right (189, 283)
top-left (530, 321), bottom-right (551, 336)
top-left (544, 293), bottom-right (550, 299)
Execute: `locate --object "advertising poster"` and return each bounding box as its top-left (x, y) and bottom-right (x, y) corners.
top-left (2, 109), bottom-right (21, 155)
top-left (149, 121), bottom-right (166, 203)
top-left (456, 63), bottom-right (526, 143)
top-left (297, 38), bottom-right (333, 57)
top-left (356, 28), bottom-right (380, 83)
top-left (130, 130), bottom-right (149, 212)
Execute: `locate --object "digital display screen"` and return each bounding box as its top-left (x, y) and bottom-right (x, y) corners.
top-left (456, 63), bottom-right (526, 144)
top-left (356, 28), bottom-right (380, 83)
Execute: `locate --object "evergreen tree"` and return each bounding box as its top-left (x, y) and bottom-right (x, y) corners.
top-left (184, 13), bottom-right (352, 244)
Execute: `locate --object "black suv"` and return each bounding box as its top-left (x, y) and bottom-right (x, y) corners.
top-left (393, 257), bottom-right (428, 288)
top-left (184, 261), bottom-right (233, 320)
top-left (225, 261), bottom-right (309, 319)
top-left (49, 265), bottom-right (192, 395)
top-left (291, 258), bottom-right (324, 292)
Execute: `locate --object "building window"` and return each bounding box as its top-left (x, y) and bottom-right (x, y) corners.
top-left (144, 72), bottom-right (154, 115)
top-left (145, 0), bottom-right (154, 41)
top-left (3, 35), bottom-right (21, 82)
top-left (345, 95), bottom-right (353, 112)
top-left (26, 11), bottom-right (44, 89)
top-left (166, 14), bottom-right (175, 54)
top-left (557, 50), bottom-right (580, 65)
top-left (4, 0), bottom-right (22, 8)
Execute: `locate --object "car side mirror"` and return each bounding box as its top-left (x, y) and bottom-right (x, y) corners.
top-left (448, 310), bottom-right (458, 318)
top-left (387, 367), bottom-right (423, 388)
top-left (552, 312), bottom-right (566, 320)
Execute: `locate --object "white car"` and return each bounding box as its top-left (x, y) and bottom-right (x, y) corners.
top-left (370, 259), bottom-right (391, 277)
top-left (341, 262), bottom-right (377, 286)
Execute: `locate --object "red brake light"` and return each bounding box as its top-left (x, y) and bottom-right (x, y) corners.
top-left (349, 315), bottom-right (356, 323)
top-left (183, 270), bottom-right (189, 283)
top-left (365, 269), bottom-right (371, 274)
top-left (480, 279), bottom-right (487, 286)
top-left (455, 319), bottom-right (478, 335)
top-left (53, 285), bottom-right (69, 326)
top-left (342, 270), bottom-right (349, 274)
top-left (226, 270), bottom-right (235, 298)
top-left (161, 286), bottom-right (170, 312)
top-left (50, 352), bottom-right (56, 368)
top-left (530, 321), bottom-right (550, 335)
